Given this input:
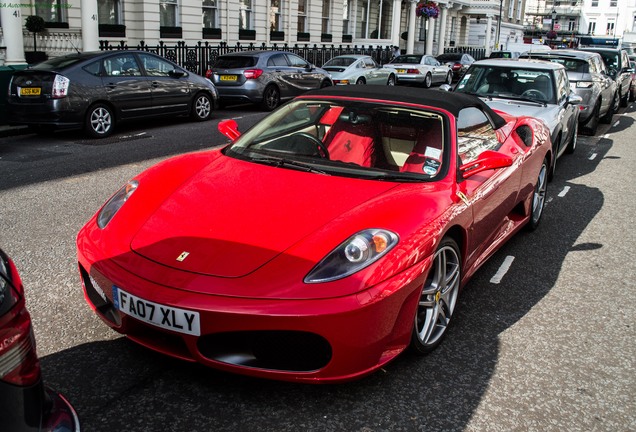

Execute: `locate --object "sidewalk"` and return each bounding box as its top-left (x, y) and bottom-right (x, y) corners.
top-left (0, 124), bottom-right (31, 138)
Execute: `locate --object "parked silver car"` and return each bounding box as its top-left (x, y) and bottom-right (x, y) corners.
top-left (207, 50), bottom-right (333, 111)
top-left (580, 47), bottom-right (634, 108)
top-left (520, 49), bottom-right (617, 135)
top-left (451, 59), bottom-right (581, 179)
top-left (383, 54), bottom-right (452, 87)
top-left (321, 55), bottom-right (396, 86)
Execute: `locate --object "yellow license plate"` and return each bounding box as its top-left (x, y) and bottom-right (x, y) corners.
top-left (220, 75), bottom-right (237, 82)
top-left (20, 87), bottom-right (41, 96)
top-left (397, 69), bottom-right (406, 74)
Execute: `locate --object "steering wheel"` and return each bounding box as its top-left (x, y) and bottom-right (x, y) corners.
top-left (521, 89), bottom-right (547, 101)
top-left (293, 132), bottom-right (330, 159)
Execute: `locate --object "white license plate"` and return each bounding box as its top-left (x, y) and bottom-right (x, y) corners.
top-left (113, 286), bottom-right (201, 336)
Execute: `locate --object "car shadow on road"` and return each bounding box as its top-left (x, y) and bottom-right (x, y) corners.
top-left (37, 134), bottom-right (612, 431)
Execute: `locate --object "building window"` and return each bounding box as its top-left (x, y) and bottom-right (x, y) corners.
top-left (322, 0), bottom-right (331, 34)
top-left (591, 0), bottom-right (598, 6)
top-left (343, 0), bottom-right (352, 34)
top-left (98, 0), bottom-right (122, 25)
top-left (298, 0), bottom-right (307, 33)
top-left (35, 0), bottom-right (68, 24)
top-left (568, 18), bottom-right (576, 32)
top-left (357, 0), bottom-right (393, 39)
top-left (606, 20), bottom-right (615, 35)
top-left (588, 20), bottom-right (596, 34)
top-left (610, 0), bottom-right (617, 6)
top-left (270, 0), bottom-right (284, 31)
top-left (203, 0), bottom-right (219, 29)
top-left (160, 0), bottom-right (179, 27)
top-left (516, 0), bottom-right (522, 21)
top-left (240, 0), bottom-right (253, 30)
top-left (508, 0), bottom-right (514, 19)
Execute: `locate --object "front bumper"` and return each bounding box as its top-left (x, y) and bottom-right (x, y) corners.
top-left (77, 244), bottom-right (429, 383)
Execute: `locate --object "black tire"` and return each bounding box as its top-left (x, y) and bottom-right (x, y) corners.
top-left (620, 88), bottom-right (629, 107)
top-left (260, 85), bottom-right (280, 111)
top-left (423, 73), bottom-right (432, 88)
top-left (630, 86), bottom-right (636, 102)
top-left (601, 92), bottom-right (617, 124)
top-left (85, 103), bottom-right (114, 138)
top-left (191, 92), bottom-right (213, 121)
top-left (355, 77), bottom-right (366, 85)
top-left (387, 74), bottom-right (396, 86)
top-left (410, 237), bottom-right (461, 355)
top-left (548, 135), bottom-right (560, 182)
top-left (580, 101), bottom-right (599, 136)
top-left (320, 80), bottom-right (332, 88)
top-left (566, 120), bottom-right (578, 154)
top-left (526, 158), bottom-right (548, 231)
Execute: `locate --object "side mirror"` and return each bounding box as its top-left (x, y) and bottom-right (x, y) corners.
top-left (460, 150), bottom-right (513, 178)
top-left (169, 69), bottom-right (186, 78)
top-left (568, 93), bottom-right (583, 105)
top-left (218, 119), bottom-right (241, 141)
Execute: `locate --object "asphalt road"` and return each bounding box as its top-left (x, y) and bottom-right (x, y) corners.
top-left (0, 104), bottom-right (634, 431)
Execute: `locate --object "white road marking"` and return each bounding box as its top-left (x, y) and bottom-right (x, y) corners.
top-left (558, 186), bottom-right (571, 197)
top-left (602, 133), bottom-right (610, 139)
top-left (613, 120), bottom-right (620, 127)
top-left (490, 256), bottom-right (515, 284)
top-left (589, 153), bottom-right (597, 160)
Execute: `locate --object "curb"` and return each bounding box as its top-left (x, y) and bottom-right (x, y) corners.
top-left (0, 125), bottom-right (32, 138)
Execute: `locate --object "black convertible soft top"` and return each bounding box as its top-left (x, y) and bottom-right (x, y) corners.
top-left (302, 85), bottom-right (507, 129)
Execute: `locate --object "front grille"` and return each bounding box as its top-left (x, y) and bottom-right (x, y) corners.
top-left (79, 264), bottom-right (121, 326)
top-left (198, 331), bottom-right (332, 372)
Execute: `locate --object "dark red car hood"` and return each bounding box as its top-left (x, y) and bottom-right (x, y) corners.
top-left (130, 156), bottom-right (398, 278)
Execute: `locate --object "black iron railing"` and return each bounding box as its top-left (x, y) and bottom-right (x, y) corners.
top-left (99, 40), bottom-right (394, 76)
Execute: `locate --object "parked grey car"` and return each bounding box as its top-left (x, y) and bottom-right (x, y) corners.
top-left (207, 50), bottom-right (333, 111)
top-left (520, 49), bottom-right (617, 135)
top-left (436, 52), bottom-right (475, 81)
top-left (7, 50), bottom-right (219, 138)
top-left (580, 47), bottom-right (634, 108)
top-left (451, 59), bottom-right (581, 179)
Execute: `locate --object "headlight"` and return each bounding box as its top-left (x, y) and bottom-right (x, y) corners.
top-left (97, 180), bottom-right (138, 228)
top-left (304, 229), bottom-right (399, 283)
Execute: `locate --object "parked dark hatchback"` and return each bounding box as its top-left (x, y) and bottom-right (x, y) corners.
top-left (207, 50), bottom-right (333, 111)
top-left (579, 47), bottom-right (633, 108)
top-left (0, 248), bottom-right (79, 431)
top-left (436, 52), bottom-right (475, 81)
top-left (7, 50), bottom-right (219, 138)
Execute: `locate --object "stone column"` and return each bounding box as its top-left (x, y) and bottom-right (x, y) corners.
top-left (1, 5), bottom-right (26, 65)
top-left (485, 15), bottom-right (493, 56)
top-left (426, 18), bottom-right (435, 54)
top-left (437, 5), bottom-right (449, 55)
top-left (407, 0), bottom-right (417, 54)
top-left (391, 0), bottom-right (403, 48)
top-left (81, 0), bottom-right (100, 51)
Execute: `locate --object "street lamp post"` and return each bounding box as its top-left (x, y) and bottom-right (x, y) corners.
top-left (551, 9), bottom-right (557, 32)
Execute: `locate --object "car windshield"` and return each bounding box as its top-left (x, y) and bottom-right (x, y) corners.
top-left (437, 54), bottom-right (462, 61)
top-left (598, 52), bottom-right (620, 71)
top-left (225, 99), bottom-right (448, 181)
top-left (456, 66), bottom-right (556, 104)
top-left (213, 56), bottom-right (258, 68)
top-left (489, 52), bottom-right (514, 59)
top-left (523, 56), bottom-right (589, 73)
top-left (324, 57), bottom-right (357, 67)
top-left (391, 55), bottom-right (423, 64)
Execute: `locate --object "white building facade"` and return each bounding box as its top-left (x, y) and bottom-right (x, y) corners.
top-left (0, 0), bottom-right (529, 66)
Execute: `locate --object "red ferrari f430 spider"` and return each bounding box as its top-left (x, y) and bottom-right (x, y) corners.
top-left (77, 86), bottom-right (552, 383)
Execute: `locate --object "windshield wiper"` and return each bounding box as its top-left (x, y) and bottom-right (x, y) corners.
top-left (251, 156), bottom-right (329, 175)
top-left (496, 95), bottom-right (547, 107)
